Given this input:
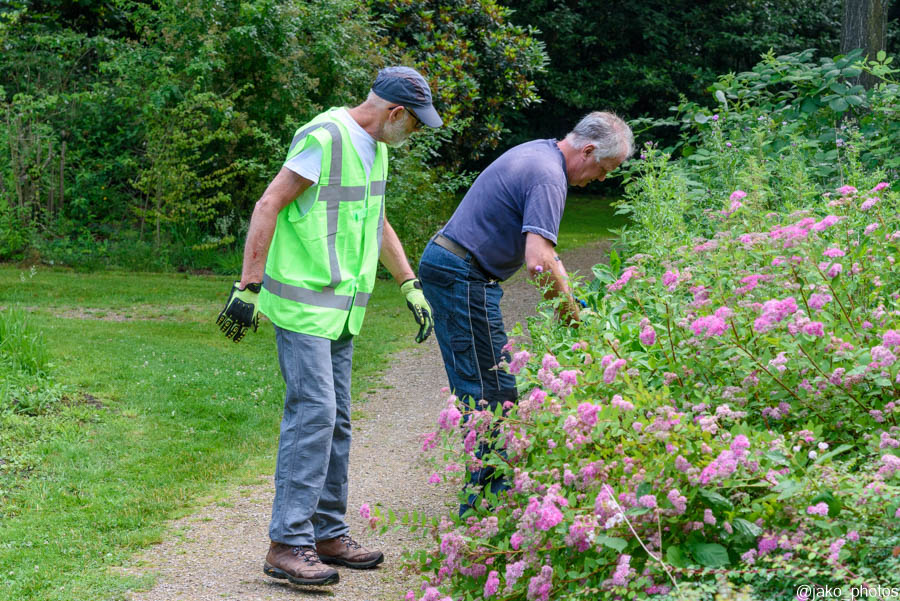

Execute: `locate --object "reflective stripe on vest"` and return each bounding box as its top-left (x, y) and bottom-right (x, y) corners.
top-left (263, 273), bottom-right (371, 310)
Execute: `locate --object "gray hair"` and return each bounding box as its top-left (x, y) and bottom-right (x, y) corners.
top-left (564, 111), bottom-right (634, 162)
top-left (366, 90), bottom-right (393, 109)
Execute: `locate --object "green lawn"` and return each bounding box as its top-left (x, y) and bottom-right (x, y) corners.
top-left (0, 268), bottom-right (415, 601)
top-left (555, 193), bottom-right (628, 253)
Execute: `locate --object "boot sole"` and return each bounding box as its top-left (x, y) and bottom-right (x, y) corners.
top-left (319, 553), bottom-right (384, 569)
top-left (263, 562), bottom-right (340, 586)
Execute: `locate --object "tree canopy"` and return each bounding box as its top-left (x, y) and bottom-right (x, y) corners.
top-left (0, 0), bottom-right (897, 270)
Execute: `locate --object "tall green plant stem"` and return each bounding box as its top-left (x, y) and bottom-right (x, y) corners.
top-left (790, 265), bottom-right (813, 316)
top-left (663, 302), bottom-right (686, 389)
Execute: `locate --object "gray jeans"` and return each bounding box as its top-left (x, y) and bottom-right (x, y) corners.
top-left (269, 325), bottom-right (353, 547)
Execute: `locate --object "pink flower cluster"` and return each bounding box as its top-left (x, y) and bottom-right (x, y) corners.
top-left (526, 565), bottom-right (553, 601)
top-left (607, 266), bottom-right (639, 292)
top-left (806, 502), bottom-right (829, 517)
top-left (878, 454), bottom-right (900, 478)
top-left (438, 398), bottom-right (462, 430)
top-left (662, 269), bottom-right (683, 291)
top-left (690, 306), bottom-right (733, 338)
top-left (807, 293), bottom-right (832, 312)
top-left (601, 354), bottom-right (627, 384)
top-left (753, 297), bottom-right (798, 333)
top-left (523, 486), bottom-right (568, 531)
top-left (508, 350), bottom-right (532, 374)
top-left (483, 570), bottom-right (500, 598)
top-left (667, 489), bottom-right (687, 514)
top-left (565, 514), bottom-right (598, 552)
top-left (639, 318), bottom-right (657, 346)
top-left (769, 215), bottom-right (841, 248)
top-left (699, 438), bottom-right (749, 485)
top-left (721, 190), bottom-right (745, 217)
top-left (605, 554), bottom-right (635, 588)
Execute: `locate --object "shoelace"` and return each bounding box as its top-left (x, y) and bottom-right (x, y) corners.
top-left (292, 546), bottom-right (322, 565)
top-left (338, 534), bottom-right (362, 549)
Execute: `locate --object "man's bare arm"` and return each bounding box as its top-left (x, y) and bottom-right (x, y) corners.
top-left (379, 217), bottom-right (417, 284)
top-left (239, 168), bottom-right (313, 287)
top-left (524, 232), bottom-right (580, 324)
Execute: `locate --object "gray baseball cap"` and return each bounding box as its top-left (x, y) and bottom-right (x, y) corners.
top-left (371, 66), bottom-right (442, 128)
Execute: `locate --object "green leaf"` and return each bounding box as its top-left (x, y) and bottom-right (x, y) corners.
top-left (715, 90), bottom-right (727, 106)
top-left (828, 97), bottom-right (848, 112)
top-left (733, 518), bottom-right (763, 540)
top-left (689, 542), bottom-right (730, 567)
top-left (765, 451), bottom-right (789, 465)
top-left (774, 479), bottom-right (802, 500)
top-left (597, 536), bottom-right (628, 552)
top-left (815, 444), bottom-right (852, 464)
top-left (799, 97), bottom-right (819, 114)
top-left (698, 488), bottom-right (733, 512)
top-left (666, 545), bottom-right (689, 568)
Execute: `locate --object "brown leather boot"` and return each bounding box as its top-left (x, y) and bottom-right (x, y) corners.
top-left (263, 542), bottom-right (339, 586)
top-left (316, 534), bottom-right (384, 569)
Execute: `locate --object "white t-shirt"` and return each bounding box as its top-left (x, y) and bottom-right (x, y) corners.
top-left (284, 108), bottom-right (376, 183)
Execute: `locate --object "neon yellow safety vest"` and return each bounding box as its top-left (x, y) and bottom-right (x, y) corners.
top-left (259, 108), bottom-right (388, 340)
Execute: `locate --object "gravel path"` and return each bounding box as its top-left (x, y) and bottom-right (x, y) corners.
top-left (126, 240), bottom-right (611, 601)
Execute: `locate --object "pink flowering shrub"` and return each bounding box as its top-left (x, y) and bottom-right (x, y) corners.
top-left (385, 56), bottom-right (900, 594)
top-left (378, 180), bottom-right (900, 601)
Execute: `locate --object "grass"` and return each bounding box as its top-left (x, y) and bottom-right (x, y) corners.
top-left (555, 193), bottom-right (628, 253)
top-left (0, 266), bottom-right (415, 601)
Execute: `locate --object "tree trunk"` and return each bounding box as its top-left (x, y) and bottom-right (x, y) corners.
top-left (841, 0), bottom-right (892, 88)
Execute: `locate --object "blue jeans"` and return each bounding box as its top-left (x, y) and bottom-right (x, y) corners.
top-left (418, 239), bottom-right (517, 514)
top-left (269, 326), bottom-right (353, 547)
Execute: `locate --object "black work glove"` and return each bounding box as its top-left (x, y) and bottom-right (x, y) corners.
top-left (217, 281), bottom-right (262, 342)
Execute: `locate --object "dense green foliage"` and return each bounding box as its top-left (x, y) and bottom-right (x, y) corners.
top-left (385, 50), bottom-right (900, 601)
top-left (370, 0), bottom-right (547, 164)
top-left (0, 0), bottom-right (545, 271)
top-left (1, 0), bottom-right (381, 265)
top-left (502, 0), bottom-right (900, 147)
top-left (622, 47), bottom-right (900, 241)
top-left (6, 1), bottom-right (896, 272)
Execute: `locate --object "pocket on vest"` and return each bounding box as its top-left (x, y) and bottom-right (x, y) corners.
top-left (288, 200), bottom-right (328, 241)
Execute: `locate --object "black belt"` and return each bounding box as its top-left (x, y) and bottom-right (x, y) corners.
top-left (432, 234), bottom-right (499, 281)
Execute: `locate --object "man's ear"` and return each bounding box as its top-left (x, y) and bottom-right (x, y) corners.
top-left (582, 144), bottom-right (596, 160)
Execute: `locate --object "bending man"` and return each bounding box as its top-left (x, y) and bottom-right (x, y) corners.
top-left (418, 111), bottom-right (633, 514)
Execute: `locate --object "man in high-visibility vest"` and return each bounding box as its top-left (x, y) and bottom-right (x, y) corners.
top-left (216, 67), bottom-right (441, 586)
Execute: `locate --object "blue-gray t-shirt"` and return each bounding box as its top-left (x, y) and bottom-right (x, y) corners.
top-left (441, 139), bottom-right (568, 281)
